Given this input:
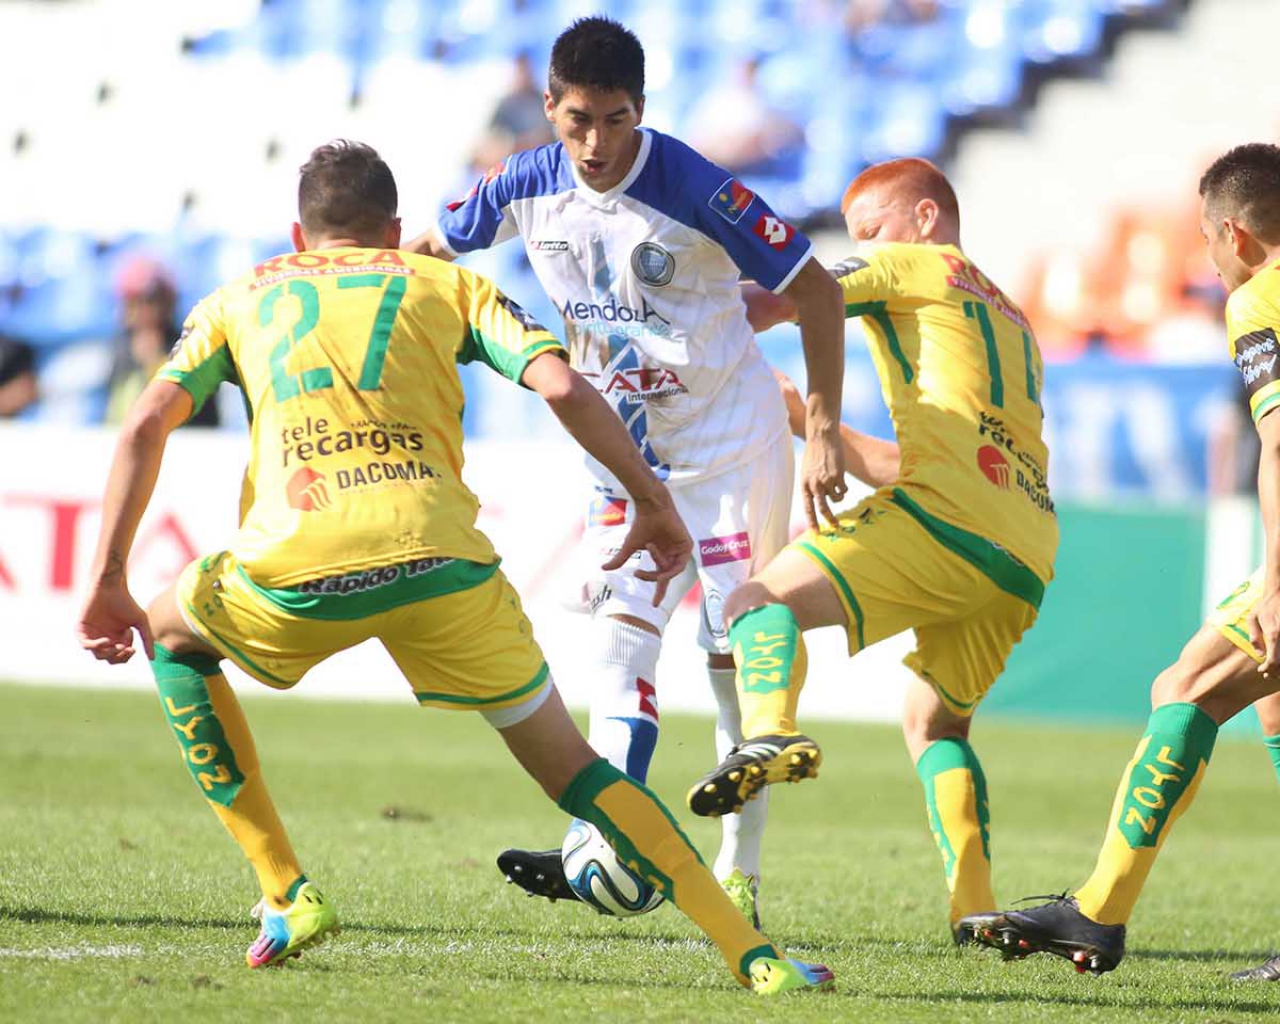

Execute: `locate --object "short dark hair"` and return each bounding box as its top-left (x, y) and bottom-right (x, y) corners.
top-left (1199, 143), bottom-right (1280, 244)
top-left (548, 16), bottom-right (644, 105)
top-left (298, 140), bottom-right (398, 240)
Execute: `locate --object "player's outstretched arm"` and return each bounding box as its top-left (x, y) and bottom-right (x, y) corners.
top-left (742, 283), bottom-right (797, 332)
top-left (403, 225), bottom-right (456, 261)
top-left (784, 258), bottom-right (847, 529)
top-left (1250, 409), bottom-right (1280, 673)
top-left (77, 381), bottom-right (193, 664)
top-left (522, 352), bottom-right (692, 603)
top-left (773, 369), bottom-right (899, 489)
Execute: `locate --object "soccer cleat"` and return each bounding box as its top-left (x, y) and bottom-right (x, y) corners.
top-left (245, 881), bottom-right (339, 968)
top-left (496, 847), bottom-right (580, 903)
top-left (959, 896), bottom-right (1125, 975)
top-left (721, 868), bottom-right (761, 930)
top-left (687, 734), bottom-right (821, 817)
top-left (1230, 954), bottom-right (1280, 981)
top-left (749, 956), bottom-right (835, 995)
top-left (952, 917), bottom-right (984, 946)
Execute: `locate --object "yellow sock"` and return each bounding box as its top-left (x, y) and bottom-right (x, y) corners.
top-left (152, 646), bottom-right (303, 910)
top-left (1073, 703), bottom-right (1217, 925)
top-left (732, 604), bottom-right (808, 739)
top-left (916, 739), bottom-right (994, 926)
top-left (559, 758), bottom-right (778, 986)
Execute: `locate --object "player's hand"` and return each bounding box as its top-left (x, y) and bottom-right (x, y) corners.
top-left (801, 423), bottom-right (848, 532)
top-left (602, 493), bottom-right (693, 607)
top-left (1249, 588), bottom-right (1280, 676)
top-left (77, 581), bottom-right (155, 664)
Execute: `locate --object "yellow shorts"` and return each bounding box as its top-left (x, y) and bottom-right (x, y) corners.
top-left (176, 552), bottom-right (551, 721)
top-left (1208, 567), bottom-right (1264, 663)
top-left (794, 489), bottom-right (1046, 716)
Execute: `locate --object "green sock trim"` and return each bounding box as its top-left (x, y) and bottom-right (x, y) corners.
top-left (1116, 702), bottom-right (1217, 849)
top-left (151, 645), bottom-right (244, 808)
top-left (738, 942), bottom-right (781, 980)
top-left (557, 758), bottom-right (705, 899)
top-left (284, 875), bottom-right (308, 903)
top-left (917, 738), bottom-right (992, 871)
top-left (730, 604), bottom-right (801, 696)
top-left (152, 643), bottom-right (223, 679)
top-left (1264, 734), bottom-right (1280, 782)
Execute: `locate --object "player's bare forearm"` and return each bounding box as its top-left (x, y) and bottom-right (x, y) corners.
top-left (89, 381), bottom-right (192, 584)
top-left (743, 283), bottom-right (797, 332)
top-left (403, 226), bottom-right (455, 261)
top-left (841, 428), bottom-right (900, 489)
top-left (522, 352), bottom-right (668, 509)
top-left (784, 258), bottom-right (844, 438)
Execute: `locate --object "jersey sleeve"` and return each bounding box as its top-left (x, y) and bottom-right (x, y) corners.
top-left (831, 251), bottom-right (898, 315)
top-left (154, 291), bottom-right (238, 415)
top-left (693, 170), bottom-right (814, 293)
top-left (456, 271), bottom-right (566, 385)
top-left (1227, 288), bottom-right (1280, 424)
top-left (434, 160), bottom-right (522, 256)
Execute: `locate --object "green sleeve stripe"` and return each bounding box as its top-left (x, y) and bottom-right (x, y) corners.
top-left (157, 343), bottom-right (237, 414)
top-left (796, 540), bottom-right (866, 650)
top-left (459, 328), bottom-right (565, 386)
top-left (1252, 386), bottom-right (1280, 423)
top-left (845, 300), bottom-right (914, 384)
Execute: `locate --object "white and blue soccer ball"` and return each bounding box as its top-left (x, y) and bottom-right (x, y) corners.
top-left (561, 818), bottom-right (665, 917)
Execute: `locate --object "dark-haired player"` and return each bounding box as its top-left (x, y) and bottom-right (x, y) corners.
top-left (76, 140), bottom-right (833, 993)
top-left (961, 142), bottom-right (1280, 979)
top-left (411, 16), bottom-right (847, 926)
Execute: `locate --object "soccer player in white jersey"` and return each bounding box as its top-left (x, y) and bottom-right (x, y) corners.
top-left (409, 16), bottom-right (846, 924)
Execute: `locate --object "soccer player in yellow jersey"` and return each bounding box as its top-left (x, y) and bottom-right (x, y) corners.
top-left (686, 157), bottom-right (1058, 941)
top-left (74, 141), bottom-right (833, 994)
top-left (962, 142), bottom-right (1280, 979)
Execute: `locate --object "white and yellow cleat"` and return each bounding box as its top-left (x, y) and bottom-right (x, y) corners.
top-left (749, 956), bottom-right (836, 995)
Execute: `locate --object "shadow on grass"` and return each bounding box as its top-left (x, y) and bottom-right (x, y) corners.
top-left (882, 989), bottom-right (1280, 1014)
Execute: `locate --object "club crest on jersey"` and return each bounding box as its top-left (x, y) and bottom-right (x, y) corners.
top-left (709, 177), bottom-right (755, 224)
top-left (753, 214), bottom-right (794, 250)
top-left (630, 242), bottom-right (675, 287)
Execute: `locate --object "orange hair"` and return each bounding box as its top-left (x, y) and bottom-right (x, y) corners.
top-left (840, 157), bottom-right (960, 227)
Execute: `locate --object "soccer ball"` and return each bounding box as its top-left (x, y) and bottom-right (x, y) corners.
top-left (561, 818), bottom-right (665, 917)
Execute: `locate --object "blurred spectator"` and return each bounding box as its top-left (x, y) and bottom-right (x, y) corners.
top-left (470, 52), bottom-right (555, 174)
top-left (105, 258), bottom-right (220, 427)
top-left (685, 56), bottom-right (804, 176)
top-left (0, 333), bottom-right (38, 417)
top-left (843, 0), bottom-right (940, 33)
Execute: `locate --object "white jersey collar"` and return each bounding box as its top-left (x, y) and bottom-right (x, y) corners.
top-left (570, 128), bottom-right (652, 207)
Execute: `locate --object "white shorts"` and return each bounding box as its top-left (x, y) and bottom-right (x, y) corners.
top-left (579, 432), bottom-right (795, 653)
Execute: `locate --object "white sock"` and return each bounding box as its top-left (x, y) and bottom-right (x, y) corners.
top-left (708, 665), bottom-right (768, 881)
top-left (585, 618), bottom-right (663, 782)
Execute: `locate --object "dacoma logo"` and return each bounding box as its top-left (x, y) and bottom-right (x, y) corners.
top-left (631, 242), bottom-right (675, 287)
top-left (977, 445), bottom-right (1010, 490)
top-left (287, 467), bottom-right (332, 511)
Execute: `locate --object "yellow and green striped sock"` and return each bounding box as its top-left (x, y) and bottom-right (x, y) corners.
top-left (1073, 702), bottom-right (1217, 925)
top-left (559, 758), bottom-right (777, 986)
top-left (152, 645), bottom-right (303, 910)
top-left (916, 738), bottom-right (994, 926)
top-left (731, 604), bottom-right (808, 740)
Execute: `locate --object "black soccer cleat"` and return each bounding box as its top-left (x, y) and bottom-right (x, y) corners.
top-left (497, 848), bottom-right (580, 903)
top-left (1230, 954), bottom-right (1280, 981)
top-left (687, 734), bottom-right (821, 817)
top-left (959, 896), bottom-right (1126, 976)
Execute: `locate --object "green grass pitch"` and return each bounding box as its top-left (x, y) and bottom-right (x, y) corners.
top-left (3, 681), bottom-right (1280, 1023)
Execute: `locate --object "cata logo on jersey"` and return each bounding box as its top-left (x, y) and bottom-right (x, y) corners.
top-left (753, 214), bottom-right (794, 250)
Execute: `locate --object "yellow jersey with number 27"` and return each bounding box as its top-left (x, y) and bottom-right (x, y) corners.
top-left (156, 247), bottom-right (565, 587)
top-left (836, 242), bottom-right (1057, 583)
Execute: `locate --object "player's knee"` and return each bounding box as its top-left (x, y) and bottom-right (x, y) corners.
top-left (1150, 660), bottom-right (1196, 708)
top-left (723, 582), bottom-right (778, 628)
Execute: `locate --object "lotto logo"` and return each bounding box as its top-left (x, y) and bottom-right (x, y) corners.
top-left (977, 445), bottom-right (1010, 490)
top-left (287, 467), bottom-right (332, 511)
top-left (753, 214), bottom-right (794, 249)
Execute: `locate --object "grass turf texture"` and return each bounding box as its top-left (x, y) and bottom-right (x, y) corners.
top-left (2, 683), bottom-right (1279, 1023)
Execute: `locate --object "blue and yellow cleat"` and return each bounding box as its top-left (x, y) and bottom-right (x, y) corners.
top-left (749, 956), bottom-right (835, 995)
top-left (245, 881), bottom-right (339, 968)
